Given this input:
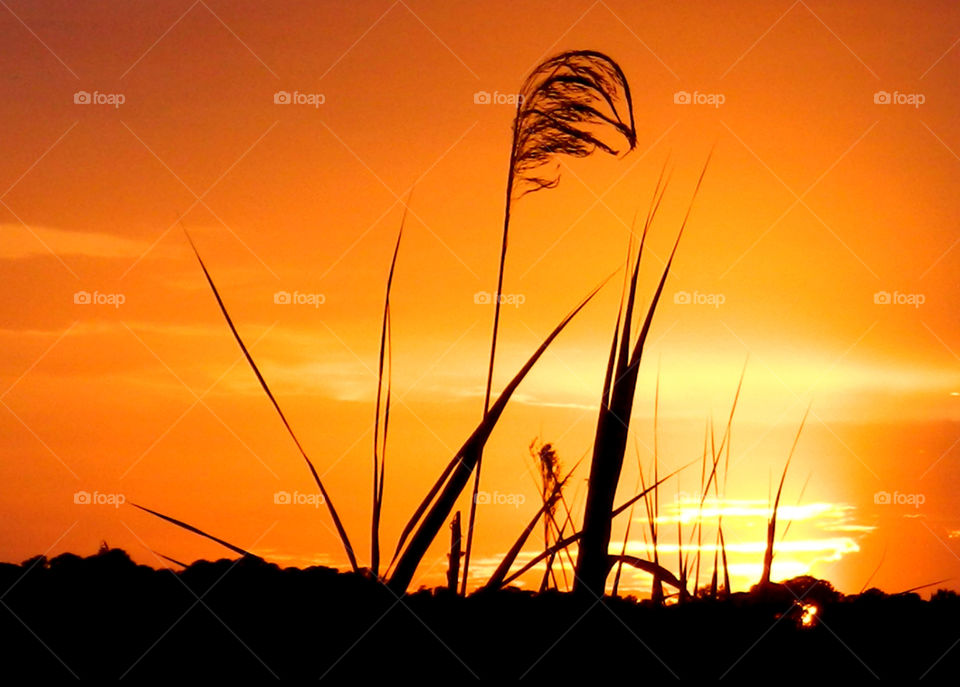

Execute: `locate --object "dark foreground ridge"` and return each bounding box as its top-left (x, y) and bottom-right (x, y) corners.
top-left (2, 548), bottom-right (957, 680)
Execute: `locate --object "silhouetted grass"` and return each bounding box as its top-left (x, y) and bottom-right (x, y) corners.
top-left (132, 50), bottom-right (830, 605)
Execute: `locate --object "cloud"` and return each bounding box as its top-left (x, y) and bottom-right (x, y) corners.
top-left (0, 224), bottom-right (169, 261)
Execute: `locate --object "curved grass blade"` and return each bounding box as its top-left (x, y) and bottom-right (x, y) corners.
top-left (760, 405), bottom-right (810, 587)
top-left (575, 157), bottom-right (708, 596)
top-left (608, 554), bottom-right (683, 590)
top-left (132, 503), bottom-right (254, 558)
top-left (373, 209), bottom-right (406, 577)
top-left (387, 450), bottom-right (458, 573)
top-left (184, 230), bottom-right (359, 573)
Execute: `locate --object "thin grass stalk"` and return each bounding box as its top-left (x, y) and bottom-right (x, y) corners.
top-left (638, 446), bottom-right (662, 604)
top-left (154, 551), bottom-right (189, 569)
top-left (462, 50), bottom-right (638, 595)
top-left (612, 468), bottom-right (641, 596)
top-left (693, 420), bottom-right (709, 596)
top-left (574, 168), bottom-right (682, 596)
top-left (650, 372), bottom-right (663, 604)
top-left (709, 422), bottom-right (722, 598)
top-left (779, 471), bottom-right (812, 544)
top-left (184, 231), bottom-right (359, 572)
top-left (526, 442), bottom-right (577, 587)
top-left (720, 524), bottom-right (731, 596)
top-left (859, 547), bottom-right (887, 594)
top-left (387, 449), bottom-right (459, 573)
top-left (447, 511), bottom-right (461, 592)
top-left (132, 503), bottom-right (254, 558)
top-left (461, 113), bottom-right (520, 596)
top-left (896, 579), bottom-right (952, 595)
top-left (370, 212), bottom-right (410, 577)
top-left (676, 482), bottom-right (687, 603)
top-left (550, 458), bottom-right (587, 588)
top-left (709, 529), bottom-right (719, 598)
top-left (717, 360), bottom-right (745, 595)
top-left (760, 405), bottom-right (810, 588)
top-left (372, 213), bottom-right (405, 577)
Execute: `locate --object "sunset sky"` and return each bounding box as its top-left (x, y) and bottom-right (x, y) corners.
top-left (2, 0), bottom-right (959, 597)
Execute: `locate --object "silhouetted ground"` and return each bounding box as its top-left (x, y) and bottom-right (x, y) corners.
top-left (1, 548), bottom-right (957, 680)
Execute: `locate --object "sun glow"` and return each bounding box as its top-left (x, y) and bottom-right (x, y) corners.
top-left (799, 602), bottom-right (819, 628)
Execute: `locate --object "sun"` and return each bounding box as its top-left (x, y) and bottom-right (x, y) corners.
top-left (799, 602), bottom-right (819, 628)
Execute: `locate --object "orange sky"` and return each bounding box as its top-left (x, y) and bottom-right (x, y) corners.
top-left (1, 0), bottom-right (959, 597)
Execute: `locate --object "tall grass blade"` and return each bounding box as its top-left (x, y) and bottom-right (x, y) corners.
top-left (387, 450), bottom-right (458, 572)
top-left (184, 231), bottom-right (359, 572)
top-left (575, 154), bottom-right (711, 596)
top-left (612, 465), bottom-right (641, 596)
top-left (372, 210), bottom-right (406, 577)
top-left (132, 503), bottom-right (254, 558)
top-left (608, 555), bottom-right (683, 591)
top-left (895, 579), bottom-right (952, 595)
top-left (760, 405), bottom-right (810, 588)
top-left (859, 547), bottom-right (887, 594)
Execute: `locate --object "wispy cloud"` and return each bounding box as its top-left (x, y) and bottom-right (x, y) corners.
top-left (0, 224), bottom-right (172, 261)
